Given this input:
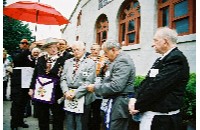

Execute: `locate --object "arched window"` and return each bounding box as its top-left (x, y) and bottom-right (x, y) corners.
top-left (96, 14), bottom-right (109, 46)
top-left (119, 0), bottom-right (140, 46)
top-left (158, 0), bottom-right (196, 35)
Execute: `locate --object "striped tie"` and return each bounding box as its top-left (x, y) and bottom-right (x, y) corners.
top-left (72, 59), bottom-right (80, 80)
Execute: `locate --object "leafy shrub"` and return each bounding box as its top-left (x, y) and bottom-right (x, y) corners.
top-left (181, 73), bottom-right (196, 123)
top-left (133, 75), bottom-right (145, 91)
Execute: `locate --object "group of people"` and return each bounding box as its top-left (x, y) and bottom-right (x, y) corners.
top-left (5, 27), bottom-right (190, 130)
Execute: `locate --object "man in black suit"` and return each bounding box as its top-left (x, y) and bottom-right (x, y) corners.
top-left (57, 39), bottom-right (74, 60)
top-left (129, 27), bottom-right (190, 130)
top-left (10, 39), bottom-right (36, 130)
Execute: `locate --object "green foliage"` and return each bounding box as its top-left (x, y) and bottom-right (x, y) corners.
top-left (134, 73), bottom-right (196, 122)
top-left (133, 76), bottom-right (145, 91)
top-left (181, 73), bottom-right (196, 122)
top-left (3, 16), bottom-right (35, 54)
top-left (3, 0), bottom-right (34, 54)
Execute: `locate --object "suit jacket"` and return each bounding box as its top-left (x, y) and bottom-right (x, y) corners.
top-left (135, 47), bottom-right (190, 113)
top-left (60, 55), bottom-right (96, 105)
top-left (59, 50), bottom-right (74, 60)
top-left (30, 55), bottom-right (66, 101)
top-left (12, 49), bottom-right (32, 67)
top-left (95, 51), bottom-right (135, 120)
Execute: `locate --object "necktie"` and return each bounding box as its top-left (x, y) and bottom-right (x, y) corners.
top-left (72, 59), bottom-right (80, 80)
top-left (152, 57), bottom-right (161, 68)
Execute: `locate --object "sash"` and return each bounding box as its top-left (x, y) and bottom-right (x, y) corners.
top-left (64, 89), bottom-right (85, 113)
top-left (105, 99), bottom-right (113, 130)
top-left (32, 75), bottom-right (58, 104)
top-left (140, 109), bottom-right (180, 130)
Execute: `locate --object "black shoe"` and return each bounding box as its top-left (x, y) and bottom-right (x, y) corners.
top-left (24, 113), bottom-right (31, 118)
top-left (3, 98), bottom-right (8, 101)
top-left (19, 123), bottom-right (29, 128)
top-left (11, 127), bottom-right (18, 130)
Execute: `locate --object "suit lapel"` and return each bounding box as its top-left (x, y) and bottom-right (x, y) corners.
top-left (72, 59), bottom-right (86, 83)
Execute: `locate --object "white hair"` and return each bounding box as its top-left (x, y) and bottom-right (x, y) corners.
top-left (156, 27), bottom-right (178, 44)
top-left (72, 41), bottom-right (86, 50)
top-left (31, 47), bottom-right (41, 53)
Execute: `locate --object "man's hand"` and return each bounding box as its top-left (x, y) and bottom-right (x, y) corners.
top-left (128, 98), bottom-right (139, 115)
top-left (86, 84), bottom-right (95, 92)
top-left (65, 90), bottom-right (75, 100)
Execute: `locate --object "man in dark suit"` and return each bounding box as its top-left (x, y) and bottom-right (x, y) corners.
top-left (57, 39), bottom-right (74, 60)
top-left (29, 38), bottom-right (66, 130)
top-left (129, 27), bottom-right (190, 130)
top-left (86, 39), bottom-right (136, 130)
top-left (10, 39), bottom-right (35, 130)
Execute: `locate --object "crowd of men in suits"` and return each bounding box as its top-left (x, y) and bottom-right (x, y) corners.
top-left (6, 27), bottom-right (189, 130)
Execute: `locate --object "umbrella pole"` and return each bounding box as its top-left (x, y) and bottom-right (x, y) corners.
top-left (34, 24), bottom-right (37, 41)
top-left (35, 4), bottom-right (39, 40)
top-left (34, 0), bottom-right (39, 41)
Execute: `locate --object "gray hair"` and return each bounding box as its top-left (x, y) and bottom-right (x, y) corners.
top-left (156, 27), bottom-right (178, 44)
top-left (102, 39), bottom-right (121, 50)
top-left (72, 41), bottom-right (86, 49)
top-left (31, 47), bottom-right (41, 53)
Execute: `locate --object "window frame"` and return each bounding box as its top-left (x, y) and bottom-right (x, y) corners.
top-left (119, 0), bottom-right (140, 46)
top-left (158, 0), bottom-right (196, 36)
top-left (96, 14), bottom-right (109, 46)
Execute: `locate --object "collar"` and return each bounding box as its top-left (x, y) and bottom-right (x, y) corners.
top-left (74, 53), bottom-right (86, 62)
top-left (160, 47), bottom-right (176, 60)
top-left (47, 54), bottom-right (59, 60)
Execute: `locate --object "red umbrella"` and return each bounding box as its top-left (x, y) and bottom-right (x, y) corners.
top-left (3, 1), bottom-right (69, 25)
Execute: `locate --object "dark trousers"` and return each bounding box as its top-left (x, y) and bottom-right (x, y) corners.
top-left (89, 99), bottom-right (102, 130)
top-left (10, 69), bottom-right (30, 127)
top-left (82, 104), bottom-right (91, 130)
top-left (110, 118), bottom-right (130, 130)
top-left (3, 80), bottom-right (8, 100)
top-left (36, 101), bottom-right (65, 130)
top-left (24, 100), bottom-right (32, 116)
top-left (10, 89), bottom-right (30, 127)
top-left (151, 113), bottom-right (182, 130)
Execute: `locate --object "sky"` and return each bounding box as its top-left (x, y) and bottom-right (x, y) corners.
top-left (6, 0), bottom-right (78, 40)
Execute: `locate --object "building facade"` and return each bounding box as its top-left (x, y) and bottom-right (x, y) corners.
top-left (61, 0), bottom-right (196, 75)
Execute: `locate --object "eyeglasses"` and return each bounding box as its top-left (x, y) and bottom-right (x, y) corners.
top-left (73, 49), bottom-right (84, 52)
top-left (59, 43), bottom-right (66, 45)
top-left (20, 42), bottom-right (28, 44)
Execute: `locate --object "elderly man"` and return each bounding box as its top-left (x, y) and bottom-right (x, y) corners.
top-left (86, 39), bottom-right (135, 130)
top-left (57, 39), bottom-right (73, 60)
top-left (60, 41), bottom-right (96, 130)
top-left (29, 38), bottom-right (66, 130)
top-left (87, 43), bottom-right (108, 130)
top-left (129, 27), bottom-right (190, 130)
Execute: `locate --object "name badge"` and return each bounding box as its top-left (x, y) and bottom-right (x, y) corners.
top-left (105, 71), bottom-right (110, 77)
top-left (149, 69), bottom-right (159, 77)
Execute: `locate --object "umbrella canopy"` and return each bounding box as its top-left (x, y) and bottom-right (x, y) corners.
top-left (3, 1), bottom-right (69, 25)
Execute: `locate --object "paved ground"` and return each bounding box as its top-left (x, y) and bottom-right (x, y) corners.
top-left (3, 100), bottom-right (40, 130)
